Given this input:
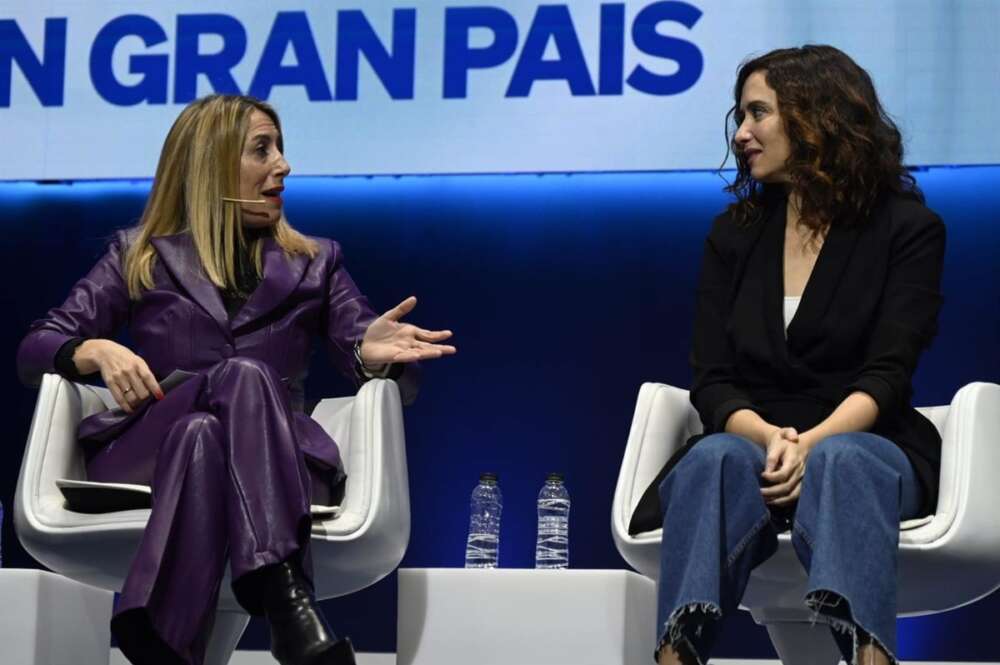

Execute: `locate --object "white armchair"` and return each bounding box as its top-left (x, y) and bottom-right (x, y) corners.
top-left (612, 381), bottom-right (1000, 664)
top-left (15, 373), bottom-right (410, 665)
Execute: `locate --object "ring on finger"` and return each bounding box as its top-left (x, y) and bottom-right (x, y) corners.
top-left (122, 386), bottom-right (133, 394)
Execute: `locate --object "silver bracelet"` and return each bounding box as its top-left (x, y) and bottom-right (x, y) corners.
top-left (354, 340), bottom-right (391, 379)
top-left (353, 340), bottom-right (371, 373)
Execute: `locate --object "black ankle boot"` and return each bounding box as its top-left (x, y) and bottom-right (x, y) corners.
top-left (326, 637), bottom-right (357, 665)
top-left (258, 560), bottom-right (356, 665)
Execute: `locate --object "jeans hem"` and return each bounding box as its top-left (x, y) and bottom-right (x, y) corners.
top-left (654, 601), bottom-right (721, 665)
top-left (805, 589), bottom-right (898, 665)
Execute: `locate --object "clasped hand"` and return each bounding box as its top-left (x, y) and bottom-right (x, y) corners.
top-left (360, 296), bottom-right (456, 366)
top-left (760, 427), bottom-right (810, 506)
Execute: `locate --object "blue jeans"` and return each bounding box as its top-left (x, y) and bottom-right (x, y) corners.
top-left (655, 432), bottom-right (922, 664)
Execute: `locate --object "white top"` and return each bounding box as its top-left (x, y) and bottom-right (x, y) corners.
top-left (783, 296), bottom-right (802, 335)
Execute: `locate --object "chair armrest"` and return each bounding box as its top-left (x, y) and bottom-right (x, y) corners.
top-left (310, 378), bottom-right (409, 540)
top-left (612, 383), bottom-right (702, 541)
top-left (15, 374), bottom-right (147, 591)
top-left (903, 382), bottom-right (1000, 557)
top-left (309, 394), bottom-right (355, 462)
top-left (16, 375), bottom-right (112, 527)
top-left (309, 378), bottom-right (411, 598)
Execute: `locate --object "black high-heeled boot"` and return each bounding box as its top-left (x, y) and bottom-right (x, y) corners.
top-left (325, 637), bottom-right (358, 665)
top-left (258, 560), bottom-right (357, 665)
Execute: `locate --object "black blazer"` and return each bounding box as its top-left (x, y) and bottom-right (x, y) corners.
top-left (630, 193), bottom-right (946, 534)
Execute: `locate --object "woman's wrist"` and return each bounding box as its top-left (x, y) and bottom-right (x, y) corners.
top-left (796, 429), bottom-right (819, 452)
top-left (72, 339), bottom-right (105, 374)
top-left (726, 409), bottom-right (779, 449)
top-left (354, 340), bottom-right (387, 376)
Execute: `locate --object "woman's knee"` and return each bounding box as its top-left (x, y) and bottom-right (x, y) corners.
top-left (806, 433), bottom-right (876, 473)
top-left (687, 434), bottom-right (762, 468)
top-left (175, 411), bottom-right (223, 436)
top-left (803, 433), bottom-right (904, 490)
top-left (666, 434), bottom-right (763, 489)
top-left (162, 412), bottom-right (224, 462)
top-left (213, 356), bottom-right (281, 384)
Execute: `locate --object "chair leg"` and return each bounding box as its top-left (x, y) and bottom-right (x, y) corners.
top-left (765, 621), bottom-right (842, 665)
top-left (202, 610), bottom-right (251, 665)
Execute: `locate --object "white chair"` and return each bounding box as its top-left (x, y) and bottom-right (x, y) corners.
top-left (612, 381), bottom-right (1000, 664)
top-left (15, 373), bottom-right (410, 665)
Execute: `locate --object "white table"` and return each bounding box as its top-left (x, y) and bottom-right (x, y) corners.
top-left (397, 568), bottom-right (656, 665)
top-left (0, 569), bottom-right (114, 665)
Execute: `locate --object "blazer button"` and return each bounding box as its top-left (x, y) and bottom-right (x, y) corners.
top-left (220, 344), bottom-right (234, 358)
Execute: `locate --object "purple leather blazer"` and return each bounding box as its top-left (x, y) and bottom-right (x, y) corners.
top-left (17, 230), bottom-right (415, 467)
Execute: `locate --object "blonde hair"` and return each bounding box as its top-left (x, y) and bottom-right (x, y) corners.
top-left (124, 95), bottom-right (318, 298)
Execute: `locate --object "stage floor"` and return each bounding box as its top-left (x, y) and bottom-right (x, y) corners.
top-left (109, 652), bottom-right (396, 665)
top-left (109, 655), bottom-right (993, 665)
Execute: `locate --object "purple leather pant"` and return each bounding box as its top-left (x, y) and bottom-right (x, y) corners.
top-left (84, 357), bottom-right (340, 665)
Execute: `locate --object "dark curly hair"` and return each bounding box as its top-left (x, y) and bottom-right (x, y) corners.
top-left (725, 45), bottom-right (922, 230)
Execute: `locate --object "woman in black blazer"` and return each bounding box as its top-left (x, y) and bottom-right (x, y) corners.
top-left (632, 46), bottom-right (945, 665)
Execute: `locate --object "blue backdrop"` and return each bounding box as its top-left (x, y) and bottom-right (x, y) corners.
top-left (2, 166), bottom-right (998, 658)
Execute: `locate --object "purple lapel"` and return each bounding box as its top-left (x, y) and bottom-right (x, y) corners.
top-left (150, 234), bottom-right (230, 333)
top-left (230, 237), bottom-right (309, 331)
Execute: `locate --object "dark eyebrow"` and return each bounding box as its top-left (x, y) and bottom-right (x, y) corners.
top-left (741, 99), bottom-right (771, 112)
top-left (250, 134), bottom-right (273, 145)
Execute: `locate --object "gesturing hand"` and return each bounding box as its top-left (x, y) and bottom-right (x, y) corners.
top-left (760, 427), bottom-right (808, 507)
top-left (360, 296), bottom-right (456, 366)
top-left (73, 339), bottom-right (164, 413)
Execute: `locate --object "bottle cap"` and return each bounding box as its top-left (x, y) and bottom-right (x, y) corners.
top-left (480, 472), bottom-right (498, 483)
top-left (546, 472), bottom-right (564, 482)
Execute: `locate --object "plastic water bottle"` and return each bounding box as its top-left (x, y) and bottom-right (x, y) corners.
top-left (535, 473), bottom-right (570, 569)
top-left (464, 473), bottom-right (502, 568)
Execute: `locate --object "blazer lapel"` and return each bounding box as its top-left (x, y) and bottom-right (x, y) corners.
top-left (761, 202), bottom-right (789, 357)
top-left (786, 221), bottom-right (862, 345)
top-left (151, 234), bottom-right (230, 332)
top-left (230, 238), bottom-right (309, 331)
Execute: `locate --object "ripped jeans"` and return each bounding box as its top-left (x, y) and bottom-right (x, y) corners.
top-left (655, 432), bottom-right (922, 664)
